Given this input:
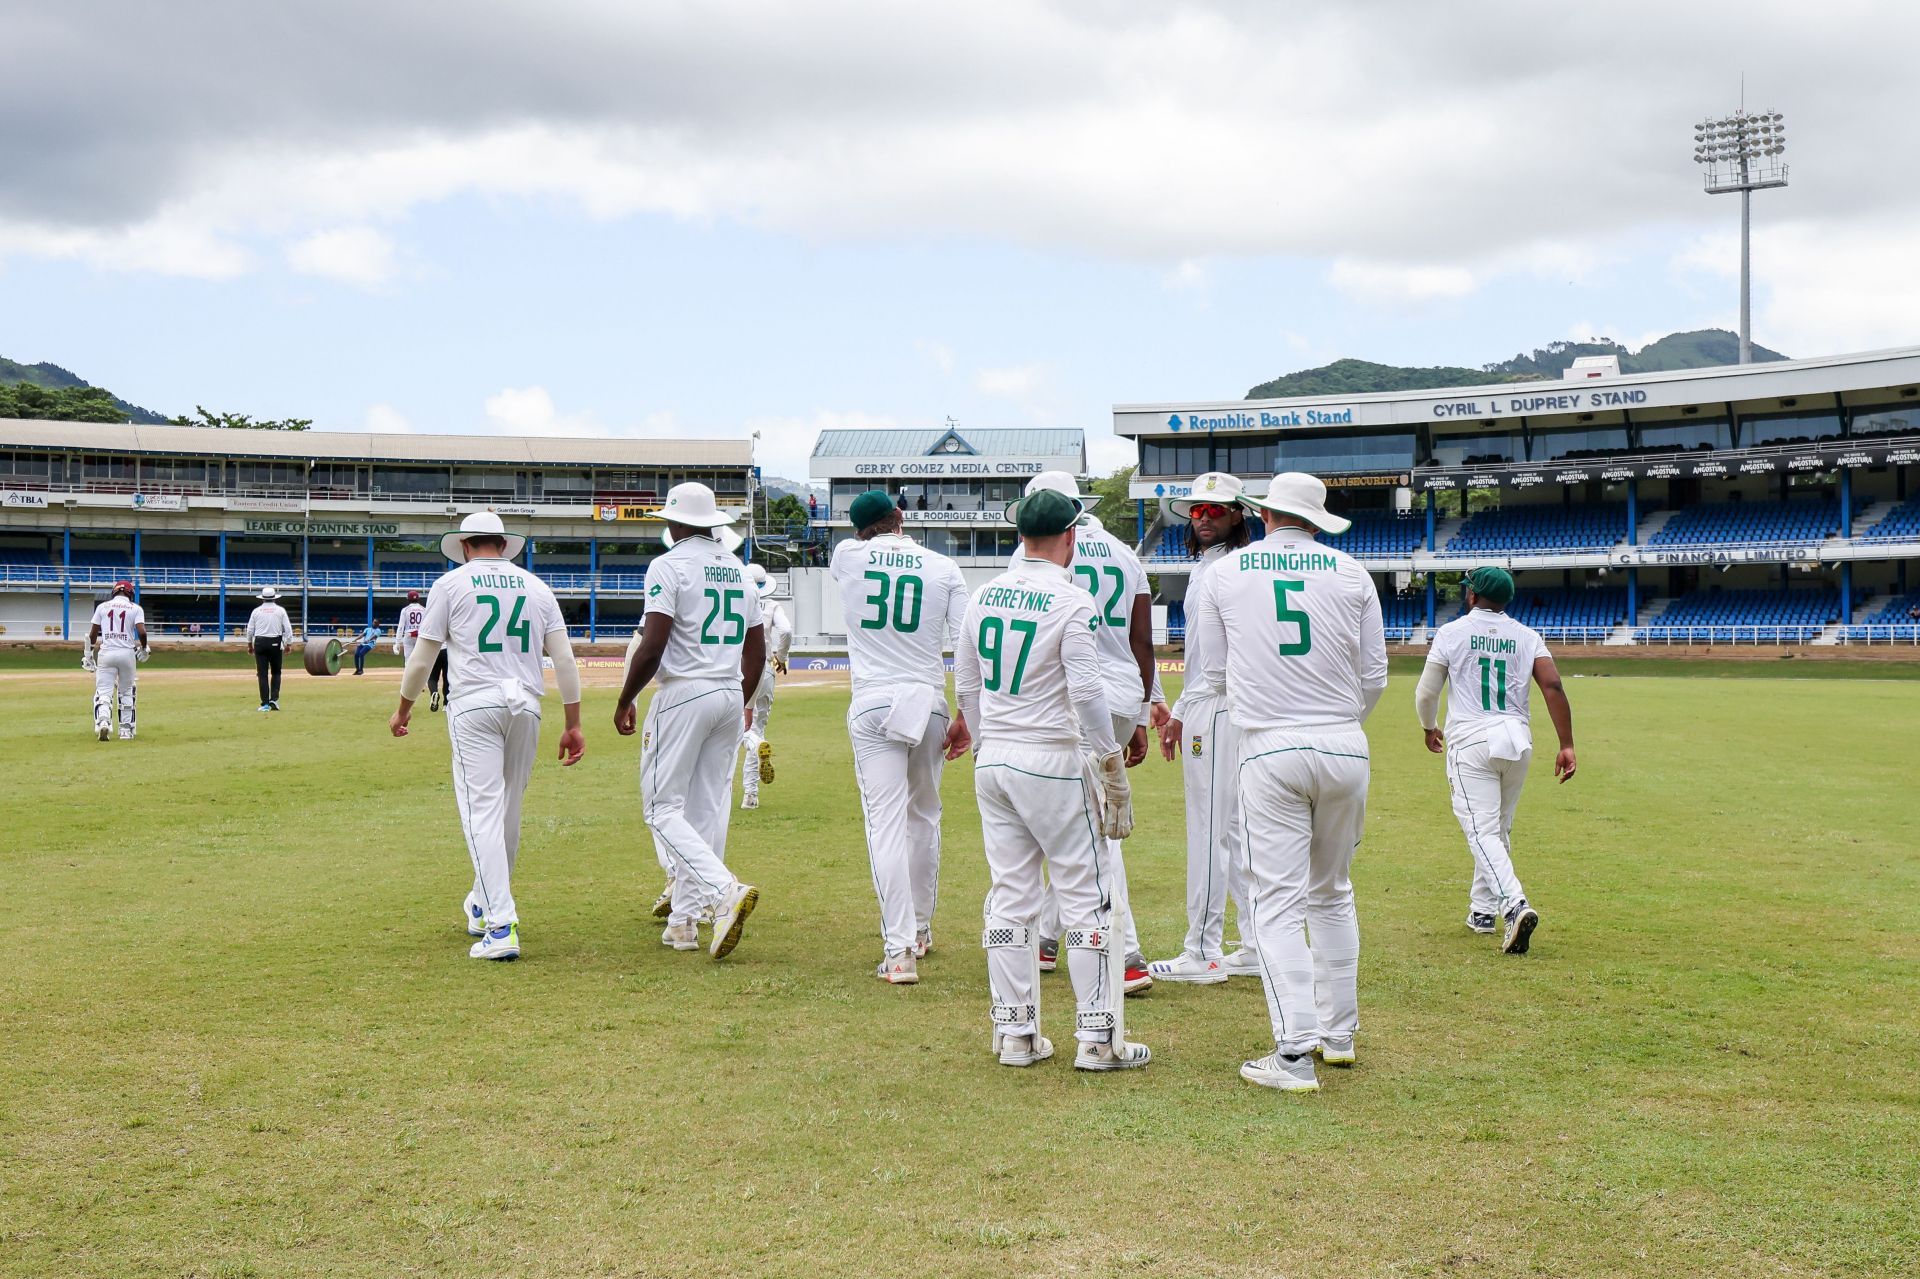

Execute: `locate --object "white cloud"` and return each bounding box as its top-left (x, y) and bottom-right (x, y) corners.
top-left (481, 385), bottom-right (612, 437)
top-left (363, 402), bottom-right (414, 433)
top-left (286, 226), bottom-right (397, 288)
top-left (915, 340), bottom-right (955, 374)
top-left (974, 363), bottom-right (1045, 397)
top-left (0, 217), bottom-right (250, 279)
top-left (1162, 259), bottom-right (1207, 291)
top-left (1327, 257), bottom-right (1478, 305)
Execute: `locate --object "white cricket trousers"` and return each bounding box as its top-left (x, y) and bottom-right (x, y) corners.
top-left (1039, 711), bottom-right (1141, 959)
top-left (642, 678), bottom-right (743, 926)
top-left (1447, 739), bottom-right (1530, 917)
top-left (739, 664), bottom-right (777, 804)
top-left (447, 695), bottom-right (541, 929)
top-left (847, 689), bottom-right (946, 956)
top-left (1179, 692), bottom-right (1251, 960)
top-left (976, 742), bottom-right (1118, 1044)
top-left (93, 649), bottom-right (137, 733)
top-left (1238, 725), bottom-right (1370, 1057)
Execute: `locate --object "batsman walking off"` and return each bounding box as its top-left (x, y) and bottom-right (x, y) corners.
top-left (84, 580), bottom-right (147, 740)
top-left (1190, 472), bottom-right (1387, 1092)
top-left (388, 511), bottom-right (585, 961)
top-left (1415, 565), bottom-right (1577, 954)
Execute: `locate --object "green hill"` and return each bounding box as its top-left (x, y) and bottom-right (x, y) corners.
top-left (0, 356), bottom-right (169, 423)
top-left (1247, 328), bottom-right (1788, 399)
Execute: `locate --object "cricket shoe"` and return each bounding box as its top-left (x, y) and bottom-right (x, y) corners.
top-left (1241, 1052), bottom-right (1319, 1092)
top-left (875, 951), bottom-right (918, 984)
top-left (463, 894), bottom-right (486, 937)
top-left (1037, 938), bottom-right (1058, 972)
top-left (1315, 1036), bottom-right (1356, 1066)
top-left (95, 719), bottom-right (111, 741)
top-left (709, 882), bottom-right (760, 959)
top-left (912, 927), bottom-right (933, 959)
top-left (1222, 947), bottom-right (1261, 977)
top-left (1074, 1038), bottom-right (1151, 1072)
top-left (661, 922), bottom-right (699, 951)
top-left (757, 740), bottom-right (774, 784)
top-left (994, 1032), bottom-right (1054, 1068)
top-left (257, 704), bottom-right (271, 713)
top-left (428, 688), bottom-right (442, 712)
top-left (651, 880), bottom-right (676, 920)
top-left (469, 924), bottom-right (520, 961)
top-left (740, 792), bottom-right (759, 811)
top-left (119, 728), bottom-right (135, 740)
top-left (1466, 911), bottom-right (1498, 935)
top-left (267, 701), bottom-right (280, 712)
top-left (1502, 904), bottom-right (1539, 955)
top-left (1123, 954), bottom-right (1153, 996)
top-left (1147, 953), bottom-right (1229, 986)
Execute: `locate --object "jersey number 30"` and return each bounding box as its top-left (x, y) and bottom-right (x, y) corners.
top-left (860, 571), bottom-right (923, 632)
top-left (476, 594), bottom-right (532, 653)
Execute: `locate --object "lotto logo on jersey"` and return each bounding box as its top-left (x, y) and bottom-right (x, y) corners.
top-left (1190, 735), bottom-right (1203, 757)
top-left (648, 583), bottom-right (662, 597)
top-left (1087, 617), bottom-right (1098, 632)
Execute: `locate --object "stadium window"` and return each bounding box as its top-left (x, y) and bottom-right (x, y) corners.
top-left (1849, 405), bottom-right (1920, 440)
top-left (539, 470), bottom-right (594, 498)
top-left (1278, 430), bottom-right (1417, 473)
top-left (1532, 426), bottom-right (1628, 462)
top-left (81, 454), bottom-right (134, 483)
top-left (1637, 418), bottom-right (1732, 453)
top-left (1744, 410), bottom-right (1842, 446)
top-left (453, 468), bottom-right (516, 495)
top-left (372, 465), bottom-right (447, 496)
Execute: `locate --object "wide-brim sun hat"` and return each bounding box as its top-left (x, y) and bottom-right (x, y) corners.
top-left (441, 510), bottom-right (526, 562)
top-left (258, 586), bottom-right (279, 600)
top-left (1239, 472), bottom-right (1352, 535)
top-left (1003, 470), bottom-right (1099, 524)
top-left (659, 481), bottom-right (737, 529)
top-left (661, 523), bottom-right (745, 555)
top-left (1170, 471), bottom-right (1248, 519)
top-left (747, 564), bottom-right (775, 596)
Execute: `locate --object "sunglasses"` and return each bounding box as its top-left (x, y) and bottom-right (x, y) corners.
top-left (1186, 502), bottom-right (1231, 519)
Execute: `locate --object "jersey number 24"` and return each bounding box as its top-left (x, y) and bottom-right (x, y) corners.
top-left (476, 594), bottom-right (531, 653)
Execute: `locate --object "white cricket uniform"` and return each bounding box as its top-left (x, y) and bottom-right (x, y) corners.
top-left (419, 557), bottom-right (567, 930)
top-left (739, 597), bottom-right (793, 805)
top-left (90, 596), bottom-right (144, 734)
top-left (1190, 527), bottom-right (1387, 1056)
top-left (395, 602), bottom-right (426, 657)
top-left (639, 535), bottom-right (763, 926)
top-left (1170, 544), bottom-right (1252, 960)
top-left (1010, 522), bottom-right (1152, 959)
top-left (1424, 609), bottom-right (1550, 918)
top-left (957, 556), bottom-right (1123, 1045)
top-left (831, 534), bottom-right (969, 957)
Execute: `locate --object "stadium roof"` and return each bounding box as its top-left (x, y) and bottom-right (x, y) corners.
top-left (0, 419), bottom-right (753, 467)
top-left (811, 427), bottom-right (1082, 458)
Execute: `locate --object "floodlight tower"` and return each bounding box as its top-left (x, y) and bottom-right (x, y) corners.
top-left (1693, 107), bottom-right (1788, 363)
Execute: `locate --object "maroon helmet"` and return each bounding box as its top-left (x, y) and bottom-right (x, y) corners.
top-left (407, 590), bottom-right (422, 602)
top-left (112, 580), bottom-right (135, 597)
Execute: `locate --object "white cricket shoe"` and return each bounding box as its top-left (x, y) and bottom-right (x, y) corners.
top-left (740, 793), bottom-right (759, 811)
top-left (95, 719), bottom-right (111, 741)
top-left (1147, 952), bottom-right (1229, 985)
top-left (875, 951), bottom-right (918, 984)
top-left (651, 880), bottom-right (675, 920)
top-left (1074, 1038), bottom-right (1151, 1072)
top-left (469, 924), bottom-right (520, 961)
top-left (463, 894), bottom-right (486, 937)
top-left (994, 1032), bottom-right (1054, 1067)
top-left (1315, 1035), bottom-right (1356, 1066)
top-left (1502, 904), bottom-right (1539, 955)
top-left (1241, 1052), bottom-right (1319, 1092)
top-left (708, 882), bottom-right (759, 959)
top-left (912, 927), bottom-right (933, 959)
top-left (118, 728), bottom-right (135, 740)
top-left (1222, 947), bottom-right (1261, 977)
top-left (661, 922), bottom-right (699, 951)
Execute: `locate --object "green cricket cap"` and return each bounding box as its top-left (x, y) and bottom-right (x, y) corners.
top-left (1015, 488), bottom-right (1080, 537)
top-left (848, 490), bottom-right (896, 531)
top-left (1465, 565), bottom-right (1515, 607)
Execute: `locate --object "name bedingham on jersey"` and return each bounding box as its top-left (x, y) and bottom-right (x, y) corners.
top-left (1006, 522), bottom-right (1151, 717)
top-left (645, 536), bottom-right (764, 682)
top-left (419, 559), bottom-right (566, 702)
top-left (832, 534), bottom-right (968, 696)
top-left (1427, 610), bottom-right (1550, 749)
top-left (90, 598), bottom-right (145, 650)
top-left (958, 557), bottom-right (1108, 748)
top-left (1190, 527), bottom-right (1388, 731)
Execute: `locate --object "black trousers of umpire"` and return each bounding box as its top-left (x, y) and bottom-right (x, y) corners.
top-left (253, 639), bottom-right (283, 705)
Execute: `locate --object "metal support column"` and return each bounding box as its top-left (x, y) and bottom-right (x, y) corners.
top-left (365, 536), bottom-right (375, 627)
top-left (588, 538), bottom-right (599, 642)
top-left (61, 526), bottom-right (72, 639)
top-left (217, 532), bottom-right (227, 640)
top-left (1840, 469), bottom-right (1853, 537)
top-left (1626, 479), bottom-right (1639, 545)
top-left (1136, 499), bottom-right (1146, 545)
top-left (132, 528), bottom-right (142, 601)
top-left (1841, 562), bottom-right (1853, 624)
top-left (1628, 568), bottom-right (1639, 621)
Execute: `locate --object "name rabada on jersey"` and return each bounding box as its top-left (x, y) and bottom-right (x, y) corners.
top-left (704, 565), bottom-right (744, 583)
top-left (978, 586), bottom-right (1056, 612)
top-left (1237, 550), bottom-right (1340, 573)
top-left (1469, 634), bottom-right (1520, 654)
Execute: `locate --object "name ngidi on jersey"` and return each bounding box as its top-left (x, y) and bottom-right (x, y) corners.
top-left (645, 536), bottom-right (764, 682)
top-left (1428, 609), bottom-right (1549, 748)
top-left (1007, 522), bottom-right (1150, 716)
top-left (831, 534), bottom-right (968, 696)
top-left (961, 557), bottom-right (1106, 748)
top-left (420, 559), bottom-right (566, 701)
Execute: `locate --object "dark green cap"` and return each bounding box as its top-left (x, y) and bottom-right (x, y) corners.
top-left (1015, 488), bottom-right (1080, 537)
top-left (848, 490), bottom-right (896, 531)
top-left (1465, 565), bottom-right (1515, 608)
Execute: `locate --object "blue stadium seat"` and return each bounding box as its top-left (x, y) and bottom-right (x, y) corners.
top-left (1445, 504), bottom-right (1625, 555)
top-left (1858, 497), bottom-right (1920, 543)
top-left (1322, 512), bottom-right (1425, 559)
top-left (1639, 589), bottom-right (1837, 642)
top-left (1649, 500), bottom-right (1839, 548)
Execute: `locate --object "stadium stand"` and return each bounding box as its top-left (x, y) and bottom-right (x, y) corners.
top-left (1847, 591), bottom-right (1920, 640)
top-left (1497, 586), bottom-right (1630, 638)
top-left (1323, 511), bottom-right (1425, 558)
top-left (1444, 503), bottom-right (1625, 555)
top-left (1857, 496), bottom-right (1920, 542)
top-left (1639, 588), bottom-right (1839, 642)
top-left (1648, 499), bottom-right (1839, 548)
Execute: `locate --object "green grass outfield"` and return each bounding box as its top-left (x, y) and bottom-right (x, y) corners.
top-left (3, 662), bottom-right (1916, 1277)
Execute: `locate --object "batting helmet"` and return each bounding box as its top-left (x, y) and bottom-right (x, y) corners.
top-left (112, 580), bottom-right (135, 597)
top-left (407, 590), bottom-right (422, 602)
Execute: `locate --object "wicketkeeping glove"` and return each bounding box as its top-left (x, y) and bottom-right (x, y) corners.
top-left (1095, 750), bottom-right (1133, 840)
top-left (135, 646), bottom-right (151, 664)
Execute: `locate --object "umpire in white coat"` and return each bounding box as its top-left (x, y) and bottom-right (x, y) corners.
top-left (1188, 472), bottom-right (1388, 1093)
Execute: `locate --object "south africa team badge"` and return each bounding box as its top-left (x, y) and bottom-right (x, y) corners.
top-left (1190, 735), bottom-right (1203, 757)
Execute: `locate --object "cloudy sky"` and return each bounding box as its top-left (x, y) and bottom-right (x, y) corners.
top-left (2, 1), bottom-right (1912, 480)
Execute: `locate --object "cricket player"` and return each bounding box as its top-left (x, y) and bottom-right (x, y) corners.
top-left (83, 581), bottom-right (148, 740)
top-left (388, 511), bottom-right (585, 961)
top-left (616, 482), bottom-right (765, 961)
top-left (1189, 472), bottom-right (1387, 1092)
top-left (956, 488), bottom-right (1147, 1072)
top-left (395, 590), bottom-right (449, 711)
top-left (830, 490), bottom-right (970, 984)
top-left (739, 562), bottom-right (792, 811)
top-left (1415, 565), bottom-right (1576, 955)
top-left (1152, 472), bottom-right (1257, 985)
top-left (1005, 471), bottom-right (1155, 995)
top-left (245, 586), bottom-right (294, 711)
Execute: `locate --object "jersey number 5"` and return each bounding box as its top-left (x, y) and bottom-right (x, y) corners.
top-left (860, 571), bottom-right (922, 632)
top-left (1273, 578), bottom-right (1312, 656)
top-left (476, 594), bottom-right (532, 653)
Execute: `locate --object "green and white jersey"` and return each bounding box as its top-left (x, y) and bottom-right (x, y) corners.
top-left (956, 557), bottom-right (1117, 753)
top-left (1006, 521), bottom-right (1151, 719)
top-left (1427, 609), bottom-right (1549, 749)
top-left (420, 557), bottom-right (567, 702)
top-left (645, 535), bottom-right (763, 682)
top-left (1189, 526), bottom-right (1388, 731)
top-left (831, 533), bottom-right (968, 698)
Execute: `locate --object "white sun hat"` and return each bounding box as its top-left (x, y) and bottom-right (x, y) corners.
top-left (258, 586), bottom-right (280, 601)
top-left (1169, 471), bottom-right (1247, 519)
top-left (660, 523), bottom-right (745, 555)
top-left (1003, 470), bottom-right (1100, 524)
top-left (440, 510), bottom-right (526, 562)
top-left (746, 563), bottom-right (775, 595)
top-left (1240, 472), bottom-right (1352, 535)
top-left (659, 481), bottom-right (737, 529)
